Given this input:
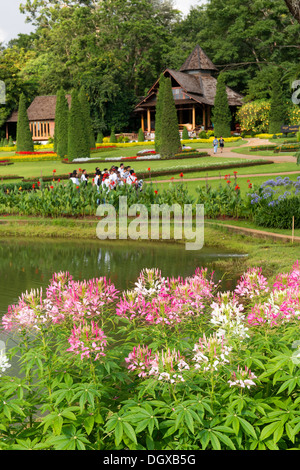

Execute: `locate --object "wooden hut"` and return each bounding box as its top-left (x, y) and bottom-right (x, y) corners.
top-left (5, 94), bottom-right (71, 142)
top-left (134, 45), bottom-right (243, 138)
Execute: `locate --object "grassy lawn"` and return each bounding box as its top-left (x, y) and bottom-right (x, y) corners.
top-left (0, 154), bottom-right (263, 181)
top-left (231, 147), bottom-right (297, 158)
top-left (151, 172), bottom-right (300, 198)
top-left (205, 218), bottom-right (300, 238)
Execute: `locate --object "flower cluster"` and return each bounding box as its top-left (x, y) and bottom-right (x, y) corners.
top-left (228, 366), bottom-right (257, 389)
top-left (234, 267), bottom-right (269, 299)
top-left (116, 268), bottom-right (217, 325)
top-left (2, 272), bottom-right (119, 331)
top-left (192, 333), bottom-right (232, 372)
top-left (0, 350), bottom-right (11, 377)
top-left (125, 346), bottom-right (189, 384)
top-left (210, 292), bottom-right (249, 340)
top-left (247, 262), bottom-right (300, 327)
top-left (67, 320), bottom-right (107, 361)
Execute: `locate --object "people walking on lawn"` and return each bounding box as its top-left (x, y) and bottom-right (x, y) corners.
top-left (213, 137), bottom-right (219, 154)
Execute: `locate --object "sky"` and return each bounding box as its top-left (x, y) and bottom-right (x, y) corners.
top-left (0, 0), bottom-right (202, 44)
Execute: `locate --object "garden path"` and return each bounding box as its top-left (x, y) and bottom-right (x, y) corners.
top-left (148, 138), bottom-right (298, 184)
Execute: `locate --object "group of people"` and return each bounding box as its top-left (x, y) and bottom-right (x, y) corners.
top-left (69, 163), bottom-right (143, 192)
top-left (213, 136), bottom-right (225, 154)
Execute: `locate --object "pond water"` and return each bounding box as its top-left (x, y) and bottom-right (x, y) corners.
top-left (0, 238), bottom-right (247, 373)
top-left (0, 238), bottom-right (247, 317)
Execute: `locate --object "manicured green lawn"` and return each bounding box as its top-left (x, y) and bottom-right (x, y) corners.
top-left (206, 218), bottom-right (300, 238)
top-left (231, 147), bottom-right (297, 158)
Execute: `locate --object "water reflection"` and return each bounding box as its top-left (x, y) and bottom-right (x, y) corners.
top-left (0, 238), bottom-right (246, 317)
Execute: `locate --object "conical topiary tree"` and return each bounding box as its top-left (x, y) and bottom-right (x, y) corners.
top-left (211, 74), bottom-right (232, 138)
top-left (268, 71), bottom-right (287, 135)
top-left (97, 131), bottom-right (103, 144)
top-left (182, 126), bottom-right (189, 140)
top-left (159, 77), bottom-right (181, 159)
top-left (110, 127), bottom-right (117, 143)
top-left (67, 89), bottom-right (89, 161)
top-left (16, 93), bottom-right (34, 152)
top-left (54, 88), bottom-right (69, 158)
top-left (155, 74), bottom-right (167, 154)
top-left (138, 128), bottom-right (144, 142)
top-left (79, 86), bottom-right (95, 151)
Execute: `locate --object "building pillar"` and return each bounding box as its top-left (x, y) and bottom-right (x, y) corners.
top-left (5, 123), bottom-right (8, 140)
top-left (202, 105), bottom-right (206, 129)
top-left (192, 105), bottom-right (196, 130)
top-left (147, 108), bottom-right (151, 133)
top-left (207, 106), bottom-right (211, 127)
top-left (141, 114), bottom-right (144, 132)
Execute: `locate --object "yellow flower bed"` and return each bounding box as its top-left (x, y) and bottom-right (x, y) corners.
top-left (0, 143), bottom-right (54, 152)
top-left (254, 133), bottom-right (283, 139)
top-left (6, 153), bottom-right (59, 162)
top-left (97, 137), bottom-right (242, 147)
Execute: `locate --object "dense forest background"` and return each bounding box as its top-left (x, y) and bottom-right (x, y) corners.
top-left (0, 0), bottom-right (299, 135)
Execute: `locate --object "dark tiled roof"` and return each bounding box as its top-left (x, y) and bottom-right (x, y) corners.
top-left (180, 45), bottom-right (218, 72)
top-left (134, 45), bottom-right (244, 111)
top-left (6, 94), bottom-right (71, 122)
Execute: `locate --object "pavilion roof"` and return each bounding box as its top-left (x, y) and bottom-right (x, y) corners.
top-left (180, 45), bottom-right (218, 72)
top-left (6, 94), bottom-right (71, 123)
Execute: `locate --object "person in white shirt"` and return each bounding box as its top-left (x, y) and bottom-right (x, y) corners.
top-left (80, 169), bottom-right (88, 185)
top-left (108, 167), bottom-right (118, 189)
top-left (126, 170), bottom-right (137, 187)
top-left (70, 170), bottom-right (79, 185)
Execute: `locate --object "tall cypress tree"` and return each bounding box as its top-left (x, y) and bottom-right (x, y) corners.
top-left (79, 86), bottom-right (95, 150)
top-left (54, 88), bottom-right (69, 158)
top-left (159, 77), bottom-right (181, 159)
top-left (16, 93), bottom-right (34, 152)
top-left (211, 74), bottom-right (232, 138)
top-left (268, 71), bottom-right (287, 134)
top-left (154, 74), bottom-right (166, 154)
top-left (67, 89), bottom-right (89, 161)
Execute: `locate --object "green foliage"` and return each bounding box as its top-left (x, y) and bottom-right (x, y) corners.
top-left (110, 128), bottom-right (117, 144)
top-left (54, 88), bottom-right (69, 158)
top-left (237, 101), bottom-right (271, 134)
top-left (96, 131), bottom-right (103, 144)
top-left (154, 74), bottom-right (167, 153)
top-left (159, 77), bottom-right (181, 159)
top-left (78, 86), bottom-right (95, 150)
top-left (138, 128), bottom-right (145, 142)
top-left (67, 89), bottom-right (90, 161)
top-left (16, 93), bottom-right (34, 152)
top-left (211, 74), bottom-right (232, 138)
top-left (268, 71), bottom-right (287, 135)
top-left (182, 127), bottom-right (189, 140)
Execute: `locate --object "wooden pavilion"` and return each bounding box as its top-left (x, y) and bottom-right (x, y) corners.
top-left (134, 45), bottom-right (244, 138)
top-left (5, 94), bottom-right (71, 142)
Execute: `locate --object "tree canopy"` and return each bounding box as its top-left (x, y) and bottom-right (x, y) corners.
top-left (1, 0), bottom-right (299, 136)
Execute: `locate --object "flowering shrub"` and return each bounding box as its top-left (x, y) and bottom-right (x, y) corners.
top-left (0, 262), bottom-right (300, 450)
top-left (247, 176), bottom-right (300, 229)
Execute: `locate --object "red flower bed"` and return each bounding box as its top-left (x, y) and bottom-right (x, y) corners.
top-left (15, 151), bottom-right (56, 155)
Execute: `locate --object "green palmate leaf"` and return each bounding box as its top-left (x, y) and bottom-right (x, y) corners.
top-left (260, 421), bottom-right (282, 441)
top-left (213, 431), bottom-right (236, 450)
top-left (115, 420), bottom-right (124, 446)
top-left (210, 432), bottom-right (221, 450)
top-left (84, 416), bottom-right (95, 435)
top-left (123, 422), bottom-right (137, 444)
top-left (184, 410), bottom-right (195, 434)
top-left (238, 418), bottom-right (257, 440)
